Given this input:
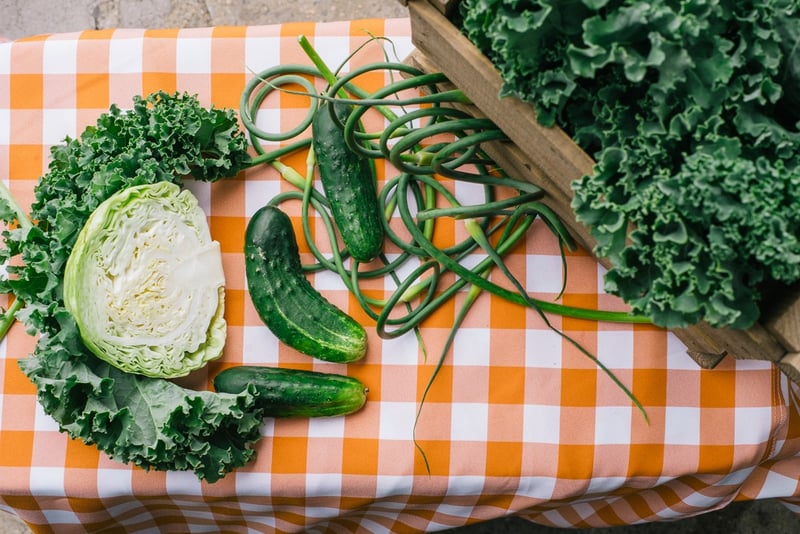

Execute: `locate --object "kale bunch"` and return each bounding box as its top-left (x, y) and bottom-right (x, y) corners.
top-left (461, 0), bottom-right (800, 328)
top-left (0, 92), bottom-right (262, 482)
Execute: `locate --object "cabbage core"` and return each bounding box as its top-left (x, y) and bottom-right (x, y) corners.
top-left (64, 182), bottom-right (226, 378)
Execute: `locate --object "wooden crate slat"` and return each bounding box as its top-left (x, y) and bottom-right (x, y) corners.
top-left (762, 293), bottom-right (800, 352)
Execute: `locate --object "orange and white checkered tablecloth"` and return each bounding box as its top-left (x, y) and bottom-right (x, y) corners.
top-left (1, 18), bottom-right (800, 534)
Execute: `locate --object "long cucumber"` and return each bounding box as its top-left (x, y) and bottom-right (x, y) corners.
top-left (312, 100), bottom-right (384, 263)
top-left (213, 365), bottom-right (367, 417)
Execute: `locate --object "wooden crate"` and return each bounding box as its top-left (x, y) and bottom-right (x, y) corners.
top-left (399, 0), bottom-right (800, 382)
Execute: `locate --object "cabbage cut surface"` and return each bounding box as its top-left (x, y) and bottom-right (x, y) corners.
top-left (64, 182), bottom-right (226, 378)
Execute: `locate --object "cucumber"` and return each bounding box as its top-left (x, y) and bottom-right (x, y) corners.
top-left (312, 100), bottom-right (384, 263)
top-left (245, 204), bottom-right (367, 363)
top-left (213, 365), bottom-right (367, 417)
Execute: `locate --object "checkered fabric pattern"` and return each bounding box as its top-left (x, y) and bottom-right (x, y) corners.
top-left (1, 18), bottom-right (800, 534)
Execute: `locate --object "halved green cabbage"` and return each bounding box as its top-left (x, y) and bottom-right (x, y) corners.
top-left (64, 182), bottom-right (226, 378)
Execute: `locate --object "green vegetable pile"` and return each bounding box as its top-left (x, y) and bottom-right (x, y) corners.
top-left (0, 92), bottom-right (262, 482)
top-left (460, 0), bottom-right (800, 329)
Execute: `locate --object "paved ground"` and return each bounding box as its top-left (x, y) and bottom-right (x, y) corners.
top-left (1, 1), bottom-right (799, 533)
top-left (0, 0), bottom-right (409, 40)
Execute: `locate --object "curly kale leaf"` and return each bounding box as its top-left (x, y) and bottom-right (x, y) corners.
top-left (4, 91), bottom-right (251, 335)
top-left (23, 314), bottom-right (264, 481)
top-left (1, 91), bottom-right (261, 481)
top-left (578, 147), bottom-right (800, 328)
top-left (461, 0), bottom-right (800, 328)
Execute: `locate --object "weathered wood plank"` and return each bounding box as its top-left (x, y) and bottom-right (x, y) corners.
top-left (762, 289), bottom-right (800, 352)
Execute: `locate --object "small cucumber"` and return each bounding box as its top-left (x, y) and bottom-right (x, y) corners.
top-left (213, 365), bottom-right (367, 417)
top-left (245, 204), bottom-right (367, 363)
top-left (312, 100), bottom-right (384, 263)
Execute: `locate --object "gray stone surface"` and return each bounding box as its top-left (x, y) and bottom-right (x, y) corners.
top-left (0, 1), bottom-right (799, 533)
top-left (0, 0), bottom-right (409, 39)
top-left (0, 513), bottom-right (27, 534)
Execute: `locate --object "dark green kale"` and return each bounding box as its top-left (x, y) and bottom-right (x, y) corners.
top-left (461, 0), bottom-right (800, 328)
top-left (0, 91), bottom-right (262, 482)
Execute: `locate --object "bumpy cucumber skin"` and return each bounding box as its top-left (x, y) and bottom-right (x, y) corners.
top-left (245, 204), bottom-right (367, 363)
top-left (312, 101), bottom-right (384, 263)
top-left (213, 365), bottom-right (367, 417)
